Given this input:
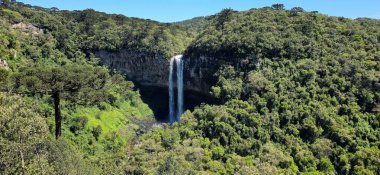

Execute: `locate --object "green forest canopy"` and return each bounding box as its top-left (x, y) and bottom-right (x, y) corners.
top-left (0, 2), bottom-right (379, 174)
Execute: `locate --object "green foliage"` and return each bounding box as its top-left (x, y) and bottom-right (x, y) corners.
top-left (174, 16), bottom-right (210, 32)
top-left (69, 116), bottom-right (88, 134)
top-left (211, 65), bottom-right (243, 102)
top-left (318, 158), bottom-right (335, 174)
top-left (211, 146), bottom-right (225, 160)
top-left (10, 63), bottom-right (110, 138)
top-left (0, 93), bottom-right (51, 174)
top-left (0, 3), bottom-right (379, 175)
top-left (156, 155), bottom-right (194, 175)
top-left (13, 64), bottom-right (109, 100)
top-left (0, 3), bottom-right (156, 174)
top-left (181, 6), bottom-right (380, 175)
top-left (92, 125), bottom-right (102, 141)
top-left (53, 8), bottom-right (194, 57)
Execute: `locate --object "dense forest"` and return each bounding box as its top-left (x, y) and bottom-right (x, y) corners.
top-left (0, 1), bottom-right (379, 175)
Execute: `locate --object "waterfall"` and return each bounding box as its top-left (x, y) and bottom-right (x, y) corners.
top-left (175, 55), bottom-right (184, 122)
top-left (168, 55), bottom-right (184, 123)
top-left (168, 57), bottom-right (176, 124)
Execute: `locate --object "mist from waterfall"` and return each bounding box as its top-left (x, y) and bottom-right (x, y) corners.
top-left (168, 55), bottom-right (184, 124)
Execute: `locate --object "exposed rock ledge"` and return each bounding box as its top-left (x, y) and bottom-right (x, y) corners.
top-left (12, 22), bottom-right (43, 35)
top-left (0, 58), bottom-right (9, 69)
top-left (96, 50), bottom-right (221, 94)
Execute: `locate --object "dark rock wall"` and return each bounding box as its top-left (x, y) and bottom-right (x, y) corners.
top-left (97, 50), bottom-right (221, 94)
top-left (97, 50), bottom-right (169, 88)
top-left (184, 56), bottom-right (220, 94)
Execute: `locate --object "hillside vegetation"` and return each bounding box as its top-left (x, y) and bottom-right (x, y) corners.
top-left (0, 2), bottom-right (160, 174)
top-left (132, 7), bottom-right (380, 175)
top-left (174, 16), bottom-right (210, 32)
top-left (0, 2), bottom-right (379, 175)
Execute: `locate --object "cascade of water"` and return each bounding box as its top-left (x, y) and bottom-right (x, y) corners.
top-left (168, 55), bottom-right (184, 124)
top-left (168, 57), bottom-right (176, 123)
top-left (175, 55), bottom-right (184, 121)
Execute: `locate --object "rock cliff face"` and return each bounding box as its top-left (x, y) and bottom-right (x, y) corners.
top-left (183, 56), bottom-right (220, 94)
top-left (97, 50), bottom-right (170, 88)
top-left (97, 50), bottom-right (221, 94)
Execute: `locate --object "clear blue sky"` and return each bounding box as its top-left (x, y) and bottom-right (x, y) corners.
top-left (17, 0), bottom-right (380, 22)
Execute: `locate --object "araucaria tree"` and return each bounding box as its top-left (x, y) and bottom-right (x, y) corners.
top-left (272, 3), bottom-right (285, 10)
top-left (12, 64), bottom-right (109, 139)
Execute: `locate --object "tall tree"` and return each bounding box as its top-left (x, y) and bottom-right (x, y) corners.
top-left (216, 8), bottom-right (237, 29)
top-left (272, 4), bottom-right (285, 10)
top-left (290, 7), bottom-right (305, 16)
top-left (12, 64), bottom-right (109, 139)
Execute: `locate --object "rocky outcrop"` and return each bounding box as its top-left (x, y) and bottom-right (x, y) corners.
top-left (12, 22), bottom-right (43, 35)
top-left (97, 50), bottom-right (221, 94)
top-left (0, 58), bottom-right (9, 69)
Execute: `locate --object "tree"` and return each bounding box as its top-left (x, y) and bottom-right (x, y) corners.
top-left (0, 68), bottom-right (9, 91)
top-left (291, 7), bottom-right (305, 13)
top-left (272, 4), bottom-right (285, 10)
top-left (156, 156), bottom-right (182, 175)
top-left (0, 93), bottom-right (52, 174)
top-left (291, 7), bottom-right (305, 16)
top-left (211, 65), bottom-right (243, 102)
top-left (216, 8), bottom-right (237, 29)
top-left (246, 71), bottom-right (274, 96)
top-left (318, 158), bottom-right (335, 175)
top-left (50, 7), bottom-right (59, 12)
top-left (12, 64), bottom-right (109, 139)
top-left (92, 125), bottom-right (102, 141)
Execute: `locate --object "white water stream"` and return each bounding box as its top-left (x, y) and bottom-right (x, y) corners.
top-left (168, 55), bottom-right (184, 123)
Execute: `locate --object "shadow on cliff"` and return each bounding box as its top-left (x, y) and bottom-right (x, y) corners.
top-left (135, 84), bottom-right (216, 122)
